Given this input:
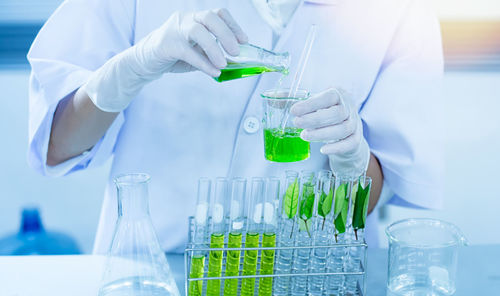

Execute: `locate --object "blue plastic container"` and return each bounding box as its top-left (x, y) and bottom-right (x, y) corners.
top-left (0, 207), bottom-right (81, 255)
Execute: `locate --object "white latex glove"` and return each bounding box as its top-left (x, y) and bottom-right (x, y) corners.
top-left (290, 88), bottom-right (370, 178)
top-left (82, 9), bottom-right (248, 112)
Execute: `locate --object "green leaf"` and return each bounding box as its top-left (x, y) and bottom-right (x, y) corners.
top-left (283, 178), bottom-right (299, 219)
top-left (333, 183), bottom-right (349, 234)
top-left (352, 182), bottom-right (371, 230)
top-left (299, 183), bottom-right (315, 220)
top-left (321, 188), bottom-right (334, 217)
top-left (317, 192), bottom-right (326, 217)
top-left (334, 183), bottom-right (347, 217)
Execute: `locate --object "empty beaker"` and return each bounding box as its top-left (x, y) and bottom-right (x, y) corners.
top-left (215, 43), bottom-right (290, 82)
top-left (262, 88), bottom-right (310, 162)
top-left (386, 218), bottom-right (468, 296)
top-left (98, 173), bottom-right (180, 296)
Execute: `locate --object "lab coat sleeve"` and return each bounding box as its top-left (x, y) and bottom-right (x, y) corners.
top-left (27, 0), bottom-right (135, 176)
top-left (360, 0), bottom-right (444, 209)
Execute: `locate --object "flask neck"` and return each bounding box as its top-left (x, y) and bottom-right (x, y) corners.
top-left (115, 174), bottom-right (151, 219)
top-left (20, 207), bottom-right (44, 234)
top-left (232, 43), bottom-right (290, 71)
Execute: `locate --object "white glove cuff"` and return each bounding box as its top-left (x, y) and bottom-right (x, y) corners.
top-left (329, 137), bottom-right (370, 178)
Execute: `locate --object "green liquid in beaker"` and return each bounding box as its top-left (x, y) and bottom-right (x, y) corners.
top-left (207, 233), bottom-right (225, 296)
top-left (240, 232), bottom-right (260, 296)
top-left (258, 232), bottom-right (276, 296)
top-left (264, 128), bottom-right (310, 162)
top-left (224, 232), bottom-right (243, 296)
top-left (188, 255), bottom-right (205, 296)
top-left (215, 63), bottom-right (285, 82)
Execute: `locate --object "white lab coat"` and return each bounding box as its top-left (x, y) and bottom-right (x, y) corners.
top-left (27, 0), bottom-right (444, 253)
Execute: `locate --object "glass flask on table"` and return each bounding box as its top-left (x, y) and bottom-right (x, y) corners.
top-left (98, 173), bottom-right (180, 296)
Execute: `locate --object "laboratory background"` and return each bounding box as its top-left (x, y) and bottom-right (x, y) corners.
top-left (1, 0), bottom-right (498, 253)
top-left (0, 0), bottom-right (499, 295)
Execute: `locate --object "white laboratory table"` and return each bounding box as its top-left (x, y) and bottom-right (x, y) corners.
top-left (0, 246), bottom-right (499, 295)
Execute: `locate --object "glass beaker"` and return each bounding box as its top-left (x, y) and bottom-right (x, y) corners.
top-left (386, 218), bottom-right (468, 296)
top-left (215, 43), bottom-right (290, 82)
top-left (262, 88), bottom-right (310, 162)
top-left (98, 173), bottom-right (180, 296)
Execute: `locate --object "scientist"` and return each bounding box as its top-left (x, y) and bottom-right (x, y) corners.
top-left (27, 0), bottom-right (443, 252)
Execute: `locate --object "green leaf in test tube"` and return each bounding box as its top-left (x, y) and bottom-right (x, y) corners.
top-left (283, 178), bottom-right (299, 219)
top-left (333, 183), bottom-right (349, 240)
top-left (352, 181), bottom-right (371, 239)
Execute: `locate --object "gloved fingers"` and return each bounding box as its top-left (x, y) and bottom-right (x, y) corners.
top-left (185, 22), bottom-right (227, 69)
top-left (293, 104), bottom-right (349, 129)
top-left (215, 8), bottom-right (249, 44)
top-left (290, 88), bottom-right (342, 117)
top-left (195, 10), bottom-right (241, 57)
top-left (169, 45), bottom-right (207, 73)
top-left (300, 116), bottom-right (356, 142)
top-left (319, 129), bottom-right (361, 155)
top-left (181, 45), bottom-right (221, 77)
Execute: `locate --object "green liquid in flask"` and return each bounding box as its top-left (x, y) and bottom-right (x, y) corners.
top-left (258, 233), bottom-right (276, 296)
top-left (224, 232), bottom-right (243, 296)
top-left (264, 128), bottom-right (310, 162)
top-left (189, 255), bottom-right (205, 296)
top-left (240, 232), bottom-right (260, 296)
top-left (215, 63), bottom-right (285, 82)
top-left (207, 233), bottom-right (225, 296)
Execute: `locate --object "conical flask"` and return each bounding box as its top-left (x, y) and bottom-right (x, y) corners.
top-left (98, 173), bottom-right (180, 296)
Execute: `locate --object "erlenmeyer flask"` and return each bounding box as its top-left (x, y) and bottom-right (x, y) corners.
top-left (98, 173), bottom-right (180, 296)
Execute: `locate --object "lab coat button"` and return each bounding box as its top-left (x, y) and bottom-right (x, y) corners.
top-left (243, 116), bottom-right (260, 134)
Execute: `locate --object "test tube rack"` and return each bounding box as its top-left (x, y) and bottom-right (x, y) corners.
top-left (184, 217), bottom-right (367, 296)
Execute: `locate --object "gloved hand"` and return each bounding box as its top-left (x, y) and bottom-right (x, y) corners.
top-left (82, 9), bottom-right (248, 112)
top-left (290, 88), bottom-right (370, 178)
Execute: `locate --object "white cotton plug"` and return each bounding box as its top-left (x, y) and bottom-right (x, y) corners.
top-left (253, 203), bottom-right (263, 224)
top-left (212, 203), bottom-right (224, 224)
top-left (230, 200), bottom-right (240, 221)
top-left (232, 221), bottom-right (244, 230)
top-left (263, 202), bottom-right (275, 224)
top-left (195, 202), bottom-right (208, 225)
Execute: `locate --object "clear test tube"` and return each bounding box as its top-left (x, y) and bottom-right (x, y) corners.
top-left (345, 176), bottom-right (372, 295)
top-left (291, 170), bottom-right (316, 296)
top-left (206, 177), bottom-right (228, 296)
top-left (326, 175), bottom-right (353, 296)
top-left (308, 170), bottom-right (334, 296)
top-left (297, 170), bottom-right (316, 238)
top-left (189, 178), bottom-right (212, 296)
top-left (333, 175), bottom-right (353, 243)
top-left (194, 178), bottom-right (211, 244)
top-left (223, 177), bottom-right (247, 296)
top-left (274, 170), bottom-right (299, 296)
top-left (258, 177), bottom-right (280, 296)
top-left (240, 177), bottom-right (265, 296)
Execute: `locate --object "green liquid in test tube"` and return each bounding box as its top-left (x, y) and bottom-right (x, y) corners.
top-left (207, 178), bottom-right (229, 296)
top-left (189, 255), bottom-right (205, 296)
top-left (258, 177), bottom-right (280, 296)
top-left (241, 178), bottom-right (265, 296)
top-left (189, 178), bottom-right (211, 296)
top-left (224, 178), bottom-right (247, 296)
